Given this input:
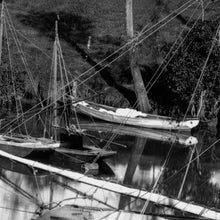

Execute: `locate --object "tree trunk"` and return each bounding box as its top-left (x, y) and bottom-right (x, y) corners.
top-left (126, 0), bottom-right (151, 113)
top-left (130, 49), bottom-right (151, 112)
top-left (126, 0), bottom-right (133, 38)
top-left (65, 39), bottom-right (137, 106)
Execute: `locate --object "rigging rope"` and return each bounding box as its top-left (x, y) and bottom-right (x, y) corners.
top-left (100, 2), bottom-right (213, 214)
top-left (183, 23), bottom-right (219, 120)
top-left (125, 3), bottom-right (216, 214)
top-left (32, 167), bottom-right (44, 204)
top-left (86, 0), bottom-right (205, 174)
top-left (0, 2), bottom-right (208, 186)
top-left (145, 3), bottom-right (202, 93)
top-left (4, 15), bottom-right (29, 136)
top-left (0, 172), bottom-right (41, 206)
top-left (13, 21), bottom-right (98, 96)
top-left (0, 0), bottom-right (198, 134)
top-left (0, 174), bottom-right (40, 205)
top-left (0, 0), bottom-right (218, 217)
top-left (0, 2), bottom-right (213, 203)
top-left (148, 136), bottom-right (220, 215)
top-left (53, 179), bottom-right (116, 209)
top-left (74, 0), bottom-right (197, 91)
top-left (4, 7), bottom-right (41, 102)
top-left (177, 144), bottom-right (196, 199)
top-left (3, 6), bottom-right (48, 135)
top-left (0, 1), bottom-right (203, 181)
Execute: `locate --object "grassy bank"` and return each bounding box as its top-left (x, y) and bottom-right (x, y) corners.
top-left (1, 0), bottom-right (220, 114)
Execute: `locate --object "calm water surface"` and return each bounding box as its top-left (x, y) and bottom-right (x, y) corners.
top-left (0, 125), bottom-right (220, 220)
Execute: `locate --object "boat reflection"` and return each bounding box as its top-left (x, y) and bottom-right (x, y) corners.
top-left (75, 119), bottom-right (198, 147)
top-left (0, 126), bottom-right (219, 219)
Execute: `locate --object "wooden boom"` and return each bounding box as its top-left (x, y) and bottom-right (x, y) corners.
top-left (0, 149), bottom-right (218, 219)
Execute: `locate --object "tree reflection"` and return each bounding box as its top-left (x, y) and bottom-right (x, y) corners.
top-left (118, 137), bottom-right (147, 210)
top-left (160, 128), bottom-right (220, 211)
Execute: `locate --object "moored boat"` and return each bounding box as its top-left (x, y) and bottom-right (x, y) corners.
top-left (0, 134), bottom-right (62, 157)
top-left (73, 101), bottom-right (199, 131)
top-left (0, 4), bottom-right (116, 160)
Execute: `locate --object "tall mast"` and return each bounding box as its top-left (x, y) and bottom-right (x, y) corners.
top-left (0, 1), bottom-right (5, 65)
top-left (52, 20), bottom-right (58, 141)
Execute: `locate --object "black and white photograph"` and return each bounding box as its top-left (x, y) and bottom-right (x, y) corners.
top-left (0, 0), bottom-right (219, 219)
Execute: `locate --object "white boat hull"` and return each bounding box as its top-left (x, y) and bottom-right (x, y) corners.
top-left (73, 101), bottom-right (199, 131)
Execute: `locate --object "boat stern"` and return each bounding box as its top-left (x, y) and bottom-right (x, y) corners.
top-left (180, 118), bottom-right (200, 129)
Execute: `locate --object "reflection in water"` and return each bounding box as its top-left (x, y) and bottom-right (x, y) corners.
top-left (0, 127), bottom-right (220, 219)
top-left (210, 171), bottom-right (220, 189)
top-left (118, 137), bottom-right (147, 210)
top-left (0, 170), bottom-right (39, 220)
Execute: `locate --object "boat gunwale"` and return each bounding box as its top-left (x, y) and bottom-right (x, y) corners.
top-left (73, 101), bottom-right (199, 130)
top-left (75, 101), bottom-right (199, 121)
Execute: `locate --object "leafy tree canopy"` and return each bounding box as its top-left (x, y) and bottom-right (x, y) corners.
top-left (156, 20), bottom-right (220, 115)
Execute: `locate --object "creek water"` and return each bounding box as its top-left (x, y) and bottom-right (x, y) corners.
top-left (0, 123), bottom-right (219, 220)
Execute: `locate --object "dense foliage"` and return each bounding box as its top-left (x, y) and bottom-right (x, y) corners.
top-left (160, 20), bottom-right (220, 115)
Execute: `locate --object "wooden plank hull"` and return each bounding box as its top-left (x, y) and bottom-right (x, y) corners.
top-left (73, 101), bottom-right (199, 131)
top-left (0, 145), bottom-right (33, 157)
top-left (0, 135), bottom-right (60, 157)
top-left (0, 134), bottom-right (115, 159)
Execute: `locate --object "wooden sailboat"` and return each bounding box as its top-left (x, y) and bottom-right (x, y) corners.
top-left (0, 1), bottom-right (63, 157)
top-left (73, 100), bottom-right (199, 131)
top-left (70, 0), bottom-right (199, 132)
top-left (0, 135), bottom-right (62, 157)
top-left (0, 3), bottom-right (115, 160)
top-left (49, 20), bottom-right (116, 160)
